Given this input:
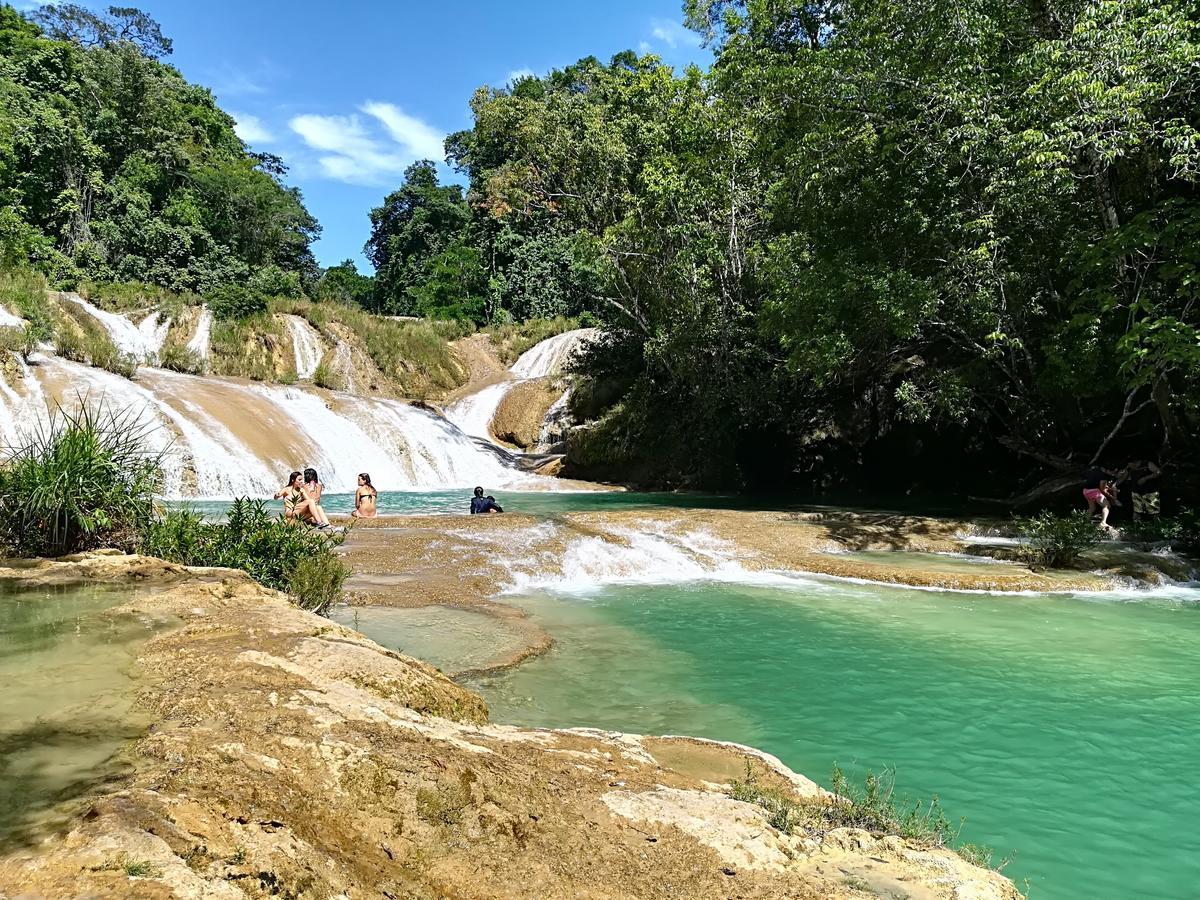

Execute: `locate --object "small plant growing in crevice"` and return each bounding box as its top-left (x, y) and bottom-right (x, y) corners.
top-left (1014, 510), bottom-right (1102, 568)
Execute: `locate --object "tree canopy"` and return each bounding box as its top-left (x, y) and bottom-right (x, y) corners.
top-left (372, 0), bottom-right (1200, 500)
top-left (0, 4), bottom-right (318, 291)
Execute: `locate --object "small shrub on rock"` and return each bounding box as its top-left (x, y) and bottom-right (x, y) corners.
top-left (1015, 511), bottom-right (1102, 568)
top-left (140, 498), bottom-right (348, 613)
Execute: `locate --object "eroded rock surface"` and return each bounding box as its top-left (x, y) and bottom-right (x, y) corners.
top-left (0, 556), bottom-right (1020, 899)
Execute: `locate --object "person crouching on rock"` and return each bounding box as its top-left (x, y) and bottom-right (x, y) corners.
top-left (353, 472), bottom-right (378, 518)
top-left (1083, 464), bottom-right (1118, 530)
top-left (470, 486), bottom-right (503, 515)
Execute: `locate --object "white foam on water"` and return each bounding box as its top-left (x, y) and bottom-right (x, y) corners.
top-left (0, 356), bottom-right (49, 448)
top-left (443, 381), bottom-right (517, 441)
top-left (285, 315), bottom-right (324, 379)
top-left (64, 295), bottom-right (161, 360)
top-left (510, 328), bottom-right (599, 379)
top-left (186, 307), bottom-right (213, 360)
top-left (0, 305), bottom-right (24, 328)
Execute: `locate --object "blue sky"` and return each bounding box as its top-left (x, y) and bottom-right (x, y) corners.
top-left (29, 1), bottom-right (710, 269)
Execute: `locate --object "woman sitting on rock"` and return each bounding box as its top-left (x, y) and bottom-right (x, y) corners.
top-left (352, 472), bottom-right (378, 518)
top-left (301, 467), bottom-right (333, 529)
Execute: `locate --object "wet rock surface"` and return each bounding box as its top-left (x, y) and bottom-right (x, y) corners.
top-left (0, 555), bottom-right (1020, 899)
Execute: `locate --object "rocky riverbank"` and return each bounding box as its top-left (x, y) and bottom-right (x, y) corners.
top-left (0, 554), bottom-right (1020, 899)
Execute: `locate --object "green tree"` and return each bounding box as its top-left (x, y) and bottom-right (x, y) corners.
top-left (365, 160), bottom-right (468, 315)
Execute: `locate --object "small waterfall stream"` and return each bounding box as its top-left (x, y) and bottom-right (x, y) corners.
top-left (186, 307), bottom-right (213, 360)
top-left (445, 328), bottom-right (597, 443)
top-left (284, 315), bottom-right (324, 379)
top-left (63, 295), bottom-right (168, 361)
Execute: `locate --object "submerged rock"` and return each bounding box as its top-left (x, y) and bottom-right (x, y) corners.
top-left (0, 555), bottom-right (1021, 899)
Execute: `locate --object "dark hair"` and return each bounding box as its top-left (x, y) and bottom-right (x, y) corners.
top-left (473, 486), bottom-right (484, 497)
top-left (287, 470), bottom-right (301, 484)
top-left (359, 473), bottom-right (373, 487)
top-left (304, 468), bottom-right (318, 484)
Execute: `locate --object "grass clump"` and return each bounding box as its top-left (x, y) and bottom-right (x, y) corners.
top-left (158, 343), bottom-right (205, 375)
top-left (1015, 510), bottom-right (1102, 567)
top-left (0, 269), bottom-right (55, 351)
top-left (0, 401), bottom-right (161, 557)
top-left (311, 361), bottom-right (342, 391)
top-left (208, 314), bottom-right (285, 381)
top-left (727, 762), bottom-right (1001, 870)
top-left (140, 499), bottom-right (348, 613)
top-left (485, 316), bottom-right (579, 364)
top-left (96, 852), bottom-right (161, 878)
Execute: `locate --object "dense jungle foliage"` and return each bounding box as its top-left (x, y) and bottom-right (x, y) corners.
top-left (0, 4), bottom-right (319, 291)
top-left (367, 0), bottom-right (1200, 502)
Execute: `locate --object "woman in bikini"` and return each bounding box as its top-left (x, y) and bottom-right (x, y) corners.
top-left (273, 471), bottom-right (309, 521)
top-left (302, 467), bottom-right (333, 528)
top-left (352, 472), bottom-right (378, 518)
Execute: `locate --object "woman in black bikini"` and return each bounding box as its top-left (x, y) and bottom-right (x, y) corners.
top-left (352, 473), bottom-right (378, 518)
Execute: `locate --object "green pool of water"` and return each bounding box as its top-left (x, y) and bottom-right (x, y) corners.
top-left (328, 604), bottom-right (532, 673)
top-left (0, 583), bottom-right (164, 848)
top-left (830, 549), bottom-right (1022, 574)
top-left (464, 577), bottom-right (1200, 899)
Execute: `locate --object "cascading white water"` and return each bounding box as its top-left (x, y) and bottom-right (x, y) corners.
top-left (443, 381), bottom-right (518, 440)
top-left (284, 315), bottom-right (324, 379)
top-left (510, 328), bottom-right (598, 379)
top-left (63, 294), bottom-right (167, 361)
top-left (0, 305), bottom-right (23, 328)
top-left (137, 312), bottom-right (171, 356)
top-left (186, 307), bottom-right (213, 360)
top-left (445, 328), bottom-right (600, 443)
top-left (0, 350), bottom-right (546, 498)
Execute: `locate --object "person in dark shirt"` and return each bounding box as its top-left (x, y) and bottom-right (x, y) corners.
top-left (469, 486), bottom-right (503, 515)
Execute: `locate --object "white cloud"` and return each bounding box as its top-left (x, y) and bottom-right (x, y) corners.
top-left (231, 112), bottom-right (274, 145)
top-left (289, 103), bottom-right (445, 186)
top-left (361, 101), bottom-right (445, 160)
top-left (649, 18), bottom-right (702, 50)
top-left (638, 41), bottom-right (654, 55)
top-left (506, 67), bottom-right (535, 85)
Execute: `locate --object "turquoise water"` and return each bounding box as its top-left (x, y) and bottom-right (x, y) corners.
top-left (171, 489), bottom-right (745, 519)
top-left (464, 578), bottom-right (1200, 899)
top-left (0, 583), bottom-right (163, 847)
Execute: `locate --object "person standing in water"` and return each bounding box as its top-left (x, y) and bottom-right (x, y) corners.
top-left (352, 473), bottom-right (378, 518)
top-left (302, 467), bottom-right (333, 528)
top-left (470, 486), bottom-right (503, 514)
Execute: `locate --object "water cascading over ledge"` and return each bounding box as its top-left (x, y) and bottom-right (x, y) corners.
top-left (0, 354), bottom-right (544, 499)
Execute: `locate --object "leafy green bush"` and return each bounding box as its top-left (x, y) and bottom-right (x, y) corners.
top-left (248, 265), bottom-right (302, 299)
top-left (140, 499), bottom-right (348, 613)
top-left (0, 402), bottom-right (162, 557)
top-left (207, 284), bottom-right (268, 321)
top-left (1015, 511), bottom-right (1102, 567)
top-left (1123, 509), bottom-right (1200, 554)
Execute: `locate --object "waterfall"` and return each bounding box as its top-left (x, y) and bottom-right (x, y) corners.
top-left (443, 381), bottom-right (518, 441)
top-left (510, 328), bottom-right (598, 379)
top-left (186, 307), bottom-right (213, 360)
top-left (284, 315), bottom-right (324, 379)
top-left (0, 305), bottom-right (23, 328)
top-left (63, 294), bottom-right (167, 361)
top-left (0, 353), bottom-right (544, 498)
top-left (137, 312), bottom-right (171, 357)
top-left (445, 327), bottom-right (599, 444)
